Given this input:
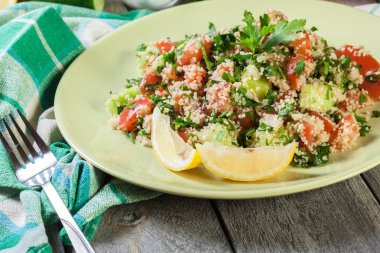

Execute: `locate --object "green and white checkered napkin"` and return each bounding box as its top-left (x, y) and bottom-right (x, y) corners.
top-left (0, 2), bottom-right (379, 252)
top-left (0, 2), bottom-right (161, 252)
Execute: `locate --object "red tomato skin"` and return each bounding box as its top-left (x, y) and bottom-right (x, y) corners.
top-left (177, 129), bottom-right (189, 143)
top-left (336, 45), bottom-right (380, 75)
top-left (290, 33), bottom-right (312, 60)
top-left (360, 80), bottom-right (380, 100)
top-left (140, 68), bottom-right (162, 94)
top-left (310, 112), bottom-right (335, 133)
top-left (298, 122), bottom-right (316, 152)
top-left (156, 40), bottom-right (175, 54)
top-left (134, 96), bottom-right (153, 115)
top-left (300, 122), bottom-right (315, 146)
top-left (144, 72), bottom-right (162, 86)
top-left (286, 56), bottom-right (309, 90)
top-left (118, 96), bottom-right (153, 132)
top-left (119, 109), bottom-right (138, 132)
top-left (177, 38), bottom-right (213, 66)
top-left (329, 114), bottom-right (359, 147)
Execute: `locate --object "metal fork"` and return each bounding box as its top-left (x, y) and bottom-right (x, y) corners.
top-left (0, 110), bottom-right (95, 253)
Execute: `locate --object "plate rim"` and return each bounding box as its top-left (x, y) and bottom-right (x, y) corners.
top-left (55, 0), bottom-right (380, 199)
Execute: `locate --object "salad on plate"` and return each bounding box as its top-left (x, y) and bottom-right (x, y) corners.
top-left (106, 9), bottom-right (380, 181)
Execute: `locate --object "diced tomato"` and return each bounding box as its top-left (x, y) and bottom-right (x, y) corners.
top-left (134, 96), bottom-right (153, 115)
top-left (161, 67), bottom-right (181, 83)
top-left (119, 108), bottom-right (138, 132)
top-left (286, 56), bottom-right (309, 90)
top-left (277, 90), bottom-right (294, 102)
top-left (156, 40), bottom-right (175, 54)
top-left (144, 70), bottom-right (162, 85)
top-left (360, 79), bottom-right (380, 100)
top-left (140, 68), bottom-right (162, 94)
top-left (177, 37), bottom-right (213, 66)
top-left (216, 64), bottom-right (232, 77)
top-left (329, 114), bottom-right (359, 149)
top-left (299, 122), bottom-right (315, 150)
top-left (206, 83), bottom-right (233, 113)
top-left (336, 45), bottom-right (380, 75)
top-left (118, 96), bottom-right (153, 132)
top-left (177, 129), bottom-right (189, 143)
top-left (290, 33), bottom-right (312, 60)
top-left (337, 90), bottom-right (361, 112)
top-left (310, 112), bottom-right (335, 133)
top-left (184, 65), bottom-right (206, 83)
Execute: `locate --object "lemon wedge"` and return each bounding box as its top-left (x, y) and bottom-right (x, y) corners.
top-left (196, 142), bottom-right (298, 181)
top-left (0, 0), bottom-right (16, 9)
top-left (151, 107), bottom-right (201, 171)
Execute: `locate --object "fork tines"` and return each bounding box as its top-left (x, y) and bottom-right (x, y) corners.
top-left (0, 110), bottom-right (50, 168)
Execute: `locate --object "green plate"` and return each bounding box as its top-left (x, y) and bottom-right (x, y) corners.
top-left (55, 0), bottom-right (380, 199)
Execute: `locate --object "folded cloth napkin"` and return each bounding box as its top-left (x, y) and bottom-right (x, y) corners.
top-left (0, 2), bottom-right (161, 252)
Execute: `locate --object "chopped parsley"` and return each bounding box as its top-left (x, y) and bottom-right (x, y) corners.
top-left (338, 56), bottom-right (351, 69)
top-left (261, 19), bottom-right (306, 51)
top-left (293, 145), bottom-right (331, 168)
top-left (257, 122), bottom-right (273, 132)
top-left (198, 39), bottom-right (212, 70)
top-left (136, 43), bottom-right (147, 51)
top-left (310, 26), bottom-right (318, 32)
top-left (295, 59), bottom-right (306, 76)
top-left (173, 116), bottom-right (201, 130)
top-left (355, 114), bottom-right (371, 136)
top-left (162, 51), bottom-right (176, 64)
top-left (208, 22), bottom-right (216, 37)
top-left (372, 111), bottom-right (380, 118)
top-left (221, 72), bottom-right (235, 83)
top-left (278, 103), bottom-right (294, 117)
top-left (359, 94), bottom-right (367, 105)
top-left (365, 74), bottom-right (380, 83)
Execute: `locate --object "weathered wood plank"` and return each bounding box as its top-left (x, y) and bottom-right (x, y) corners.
top-left (92, 195), bottom-right (232, 253)
top-left (216, 177), bottom-right (380, 253)
top-left (362, 165), bottom-right (380, 203)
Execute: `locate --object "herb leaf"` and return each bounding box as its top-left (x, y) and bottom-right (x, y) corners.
top-left (162, 51), bottom-right (176, 64)
top-left (365, 74), bottom-right (380, 83)
top-left (372, 111), bottom-right (380, 118)
top-left (261, 19), bottom-right (306, 51)
top-left (295, 59), bottom-right (306, 76)
top-left (278, 103), bottom-right (294, 117)
top-left (293, 145), bottom-right (330, 167)
top-left (198, 40), bottom-right (212, 70)
top-left (355, 115), bottom-right (371, 136)
top-left (208, 22), bottom-right (216, 37)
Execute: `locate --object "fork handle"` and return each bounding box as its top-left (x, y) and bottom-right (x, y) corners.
top-left (42, 181), bottom-right (96, 253)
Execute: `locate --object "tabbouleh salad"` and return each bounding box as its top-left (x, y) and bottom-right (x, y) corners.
top-left (106, 9), bottom-right (380, 168)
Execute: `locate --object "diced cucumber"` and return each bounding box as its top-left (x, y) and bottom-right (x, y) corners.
top-left (299, 83), bottom-right (334, 112)
top-left (255, 127), bottom-right (290, 147)
top-left (241, 65), bottom-right (271, 101)
top-left (106, 86), bottom-right (141, 115)
top-left (136, 44), bottom-right (159, 71)
top-left (150, 55), bottom-right (164, 73)
top-left (198, 124), bottom-right (236, 146)
top-left (244, 79), bottom-right (272, 101)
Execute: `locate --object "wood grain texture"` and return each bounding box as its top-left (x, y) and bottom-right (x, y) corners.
top-left (92, 195), bottom-right (232, 253)
top-left (362, 166), bottom-right (380, 203)
top-left (215, 177), bottom-right (380, 253)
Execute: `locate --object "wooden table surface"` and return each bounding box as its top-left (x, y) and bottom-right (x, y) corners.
top-left (89, 0), bottom-right (380, 252)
